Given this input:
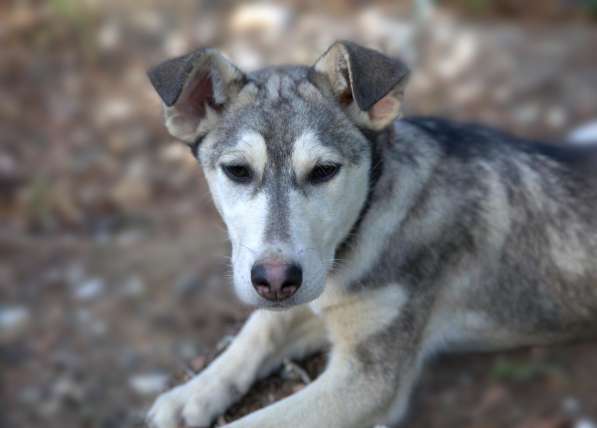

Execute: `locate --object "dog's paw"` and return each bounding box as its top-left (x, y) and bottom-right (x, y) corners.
top-left (147, 371), bottom-right (242, 428)
top-left (146, 384), bottom-right (186, 428)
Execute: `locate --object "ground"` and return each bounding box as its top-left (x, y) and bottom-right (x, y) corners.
top-left (2, 1), bottom-right (597, 427)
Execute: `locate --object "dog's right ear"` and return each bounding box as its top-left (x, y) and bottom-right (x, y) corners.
top-left (147, 48), bottom-right (246, 144)
top-left (311, 41), bottom-right (410, 131)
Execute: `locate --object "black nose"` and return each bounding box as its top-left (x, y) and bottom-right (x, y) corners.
top-left (250, 261), bottom-right (303, 302)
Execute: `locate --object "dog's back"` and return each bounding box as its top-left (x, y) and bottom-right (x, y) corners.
top-left (390, 117), bottom-right (597, 347)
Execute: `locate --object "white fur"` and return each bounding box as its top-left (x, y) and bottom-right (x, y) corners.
top-left (147, 307), bottom-right (327, 428)
top-left (289, 131), bottom-right (369, 306)
top-left (200, 129), bottom-right (370, 308)
top-left (292, 131), bottom-right (343, 179)
top-left (203, 130), bottom-right (269, 305)
top-left (225, 286), bottom-right (408, 428)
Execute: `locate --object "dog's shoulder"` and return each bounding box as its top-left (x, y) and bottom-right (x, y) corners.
top-left (400, 116), bottom-right (597, 174)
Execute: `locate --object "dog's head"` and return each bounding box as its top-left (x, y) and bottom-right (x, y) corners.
top-left (147, 41), bottom-right (409, 308)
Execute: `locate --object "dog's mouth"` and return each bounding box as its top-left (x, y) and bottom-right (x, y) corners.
top-left (251, 288), bottom-right (313, 310)
top-left (237, 274), bottom-right (327, 310)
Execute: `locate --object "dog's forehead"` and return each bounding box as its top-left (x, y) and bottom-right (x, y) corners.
top-left (207, 67), bottom-right (367, 166)
top-left (248, 65), bottom-right (311, 87)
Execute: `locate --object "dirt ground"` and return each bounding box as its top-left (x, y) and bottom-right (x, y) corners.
top-left (2, 1), bottom-right (597, 427)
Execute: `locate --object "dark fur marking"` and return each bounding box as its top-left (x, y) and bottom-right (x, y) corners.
top-left (333, 128), bottom-right (385, 263)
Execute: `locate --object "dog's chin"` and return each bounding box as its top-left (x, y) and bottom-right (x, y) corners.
top-left (234, 282), bottom-right (326, 310)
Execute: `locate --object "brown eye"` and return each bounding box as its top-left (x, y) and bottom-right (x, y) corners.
top-left (222, 164), bottom-right (253, 184)
top-left (307, 163), bottom-right (341, 185)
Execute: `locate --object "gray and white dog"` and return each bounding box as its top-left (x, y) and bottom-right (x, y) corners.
top-left (145, 41), bottom-right (597, 428)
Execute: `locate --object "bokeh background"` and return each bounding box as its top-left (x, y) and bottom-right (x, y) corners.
top-left (2, 1), bottom-right (597, 427)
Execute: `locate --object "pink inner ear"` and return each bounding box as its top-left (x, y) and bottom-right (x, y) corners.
top-left (182, 74), bottom-right (217, 118)
top-left (369, 96), bottom-right (398, 121)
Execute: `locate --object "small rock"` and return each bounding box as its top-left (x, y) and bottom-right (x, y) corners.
top-left (160, 144), bottom-right (190, 163)
top-left (19, 385), bottom-right (43, 404)
top-left (562, 397), bottom-right (581, 417)
top-left (65, 263), bottom-right (86, 285)
top-left (121, 276), bottom-right (146, 298)
top-left (0, 305), bottom-right (30, 337)
top-left (129, 372), bottom-right (169, 396)
top-left (74, 278), bottom-right (105, 301)
top-left (164, 31), bottom-right (189, 57)
top-left (190, 355), bottom-right (207, 373)
top-left (95, 96), bottom-right (134, 125)
top-left (97, 20), bottom-right (121, 51)
top-left (53, 375), bottom-right (84, 404)
top-left (110, 159), bottom-right (152, 212)
top-left (545, 106), bottom-right (567, 129)
top-left (75, 309), bottom-right (107, 336)
top-left (568, 120), bottom-right (597, 145)
top-left (175, 273), bottom-right (202, 297)
top-left (215, 335), bottom-right (235, 354)
top-left (229, 3), bottom-right (293, 36)
top-left (110, 175), bottom-right (151, 212)
top-left (513, 103), bottom-right (541, 125)
top-left (577, 419), bottom-right (597, 428)
top-left (281, 359), bottom-right (311, 384)
top-left (0, 152), bottom-right (20, 183)
top-left (176, 341), bottom-right (201, 361)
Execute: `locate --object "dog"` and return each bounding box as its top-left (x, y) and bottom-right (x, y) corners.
top-left (145, 41), bottom-right (597, 428)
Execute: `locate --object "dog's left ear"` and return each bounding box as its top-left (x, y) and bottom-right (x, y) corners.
top-left (147, 48), bottom-right (246, 143)
top-left (311, 41), bottom-right (410, 130)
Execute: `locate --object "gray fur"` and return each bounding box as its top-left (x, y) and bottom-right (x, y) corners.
top-left (146, 43), bottom-right (597, 428)
top-left (201, 66), bottom-right (369, 246)
top-left (311, 40), bottom-right (410, 111)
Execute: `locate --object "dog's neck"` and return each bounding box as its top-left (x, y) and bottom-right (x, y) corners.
top-left (332, 126), bottom-right (390, 265)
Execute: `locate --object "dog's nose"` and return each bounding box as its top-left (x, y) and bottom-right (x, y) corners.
top-left (251, 261), bottom-right (302, 302)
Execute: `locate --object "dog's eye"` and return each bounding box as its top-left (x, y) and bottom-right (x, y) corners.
top-left (222, 164), bottom-right (253, 183)
top-left (307, 163), bottom-right (341, 185)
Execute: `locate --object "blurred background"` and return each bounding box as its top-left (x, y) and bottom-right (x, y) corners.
top-left (2, 1), bottom-right (597, 427)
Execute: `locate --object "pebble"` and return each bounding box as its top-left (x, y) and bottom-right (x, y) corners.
top-left (65, 263), bottom-right (86, 285)
top-left (567, 120), bottom-right (597, 145)
top-left (175, 273), bottom-right (202, 297)
top-left (53, 375), bottom-right (84, 403)
top-left (110, 172), bottom-right (151, 212)
top-left (190, 355), bottom-right (207, 373)
top-left (74, 278), bottom-right (106, 301)
top-left (75, 309), bottom-right (108, 336)
top-left (19, 385), bottom-right (43, 404)
top-left (95, 97), bottom-right (134, 125)
top-left (176, 341), bottom-right (201, 361)
top-left (129, 372), bottom-right (169, 396)
top-left (0, 305), bottom-right (30, 336)
top-left (215, 335), bottom-right (235, 353)
top-left (281, 359), bottom-right (311, 384)
top-left (562, 396), bottom-right (581, 416)
top-left (121, 276), bottom-right (146, 298)
top-left (229, 3), bottom-right (293, 36)
top-left (97, 20), bottom-right (121, 51)
top-left (577, 419), bottom-right (597, 428)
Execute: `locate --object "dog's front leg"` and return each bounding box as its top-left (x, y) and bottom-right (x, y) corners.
top-left (147, 306), bottom-right (327, 428)
top-left (224, 286), bottom-right (422, 428)
top-left (223, 350), bottom-right (398, 428)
